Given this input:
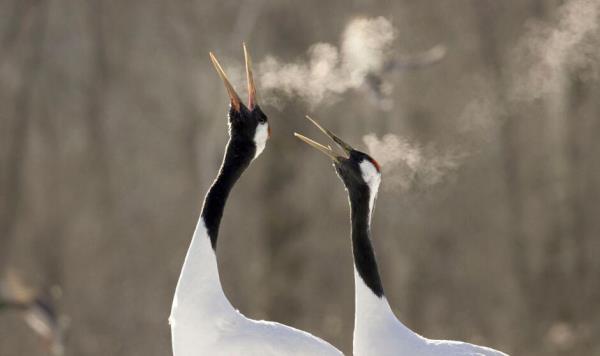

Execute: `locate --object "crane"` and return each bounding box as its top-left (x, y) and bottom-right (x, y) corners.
top-left (169, 45), bottom-right (342, 356)
top-left (295, 116), bottom-right (508, 356)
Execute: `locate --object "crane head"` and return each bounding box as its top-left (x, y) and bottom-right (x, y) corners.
top-left (294, 116), bottom-right (381, 195)
top-left (209, 43), bottom-right (270, 159)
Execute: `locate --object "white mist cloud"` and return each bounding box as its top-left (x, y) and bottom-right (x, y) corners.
top-left (258, 17), bottom-right (396, 108)
top-left (359, 1), bottom-right (599, 192)
top-left (510, 0), bottom-right (600, 101)
top-left (255, 2), bottom-right (599, 192)
top-left (363, 134), bottom-right (464, 191)
top-left (341, 16), bottom-right (396, 85)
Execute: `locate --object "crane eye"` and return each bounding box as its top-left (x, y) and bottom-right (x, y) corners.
top-left (256, 110), bottom-right (267, 123)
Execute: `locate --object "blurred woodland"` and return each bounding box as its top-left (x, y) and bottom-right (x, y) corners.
top-left (1, 0), bottom-right (599, 355)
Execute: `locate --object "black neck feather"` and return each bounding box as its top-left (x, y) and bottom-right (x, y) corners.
top-left (201, 137), bottom-right (255, 250)
top-left (348, 185), bottom-right (384, 298)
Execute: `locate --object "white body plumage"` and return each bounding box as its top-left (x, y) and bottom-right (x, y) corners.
top-left (353, 269), bottom-right (506, 356)
top-left (170, 220), bottom-right (342, 356)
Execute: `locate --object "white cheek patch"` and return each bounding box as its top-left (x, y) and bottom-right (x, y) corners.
top-left (253, 122), bottom-right (269, 159)
top-left (360, 160), bottom-right (381, 216)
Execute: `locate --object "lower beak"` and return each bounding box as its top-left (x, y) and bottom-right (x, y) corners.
top-left (294, 133), bottom-right (340, 162)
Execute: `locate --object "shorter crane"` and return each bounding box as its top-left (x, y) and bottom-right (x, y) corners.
top-left (295, 116), bottom-right (508, 356)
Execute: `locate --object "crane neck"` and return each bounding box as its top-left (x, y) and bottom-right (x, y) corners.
top-left (348, 184), bottom-right (384, 298)
top-left (201, 138), bottom-right (255, 250)
top-left (170, 137), bottom-right (256, 326)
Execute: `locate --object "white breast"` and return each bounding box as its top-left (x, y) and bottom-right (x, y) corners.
top-left (170, 220), bottom-right (342, 356)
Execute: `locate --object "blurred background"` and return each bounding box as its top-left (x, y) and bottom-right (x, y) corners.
top-left (1, 0), bottom-right (599, 355)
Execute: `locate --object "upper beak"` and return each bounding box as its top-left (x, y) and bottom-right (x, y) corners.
top-left (305, 115), bottom-right (353, 154)
top-left (294, 115), bottom-right (354, 161)
top-left (209, 43), bottom-right (258, 112)
top-left (244, 43), bottom-right (257, 110)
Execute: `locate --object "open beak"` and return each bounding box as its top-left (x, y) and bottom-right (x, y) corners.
top-left (294, 133), bottom-right (340, 162)
top-left (294, 115), bottom-right (354, 162)
top-left (209, 43), bottom-right (258, 112)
